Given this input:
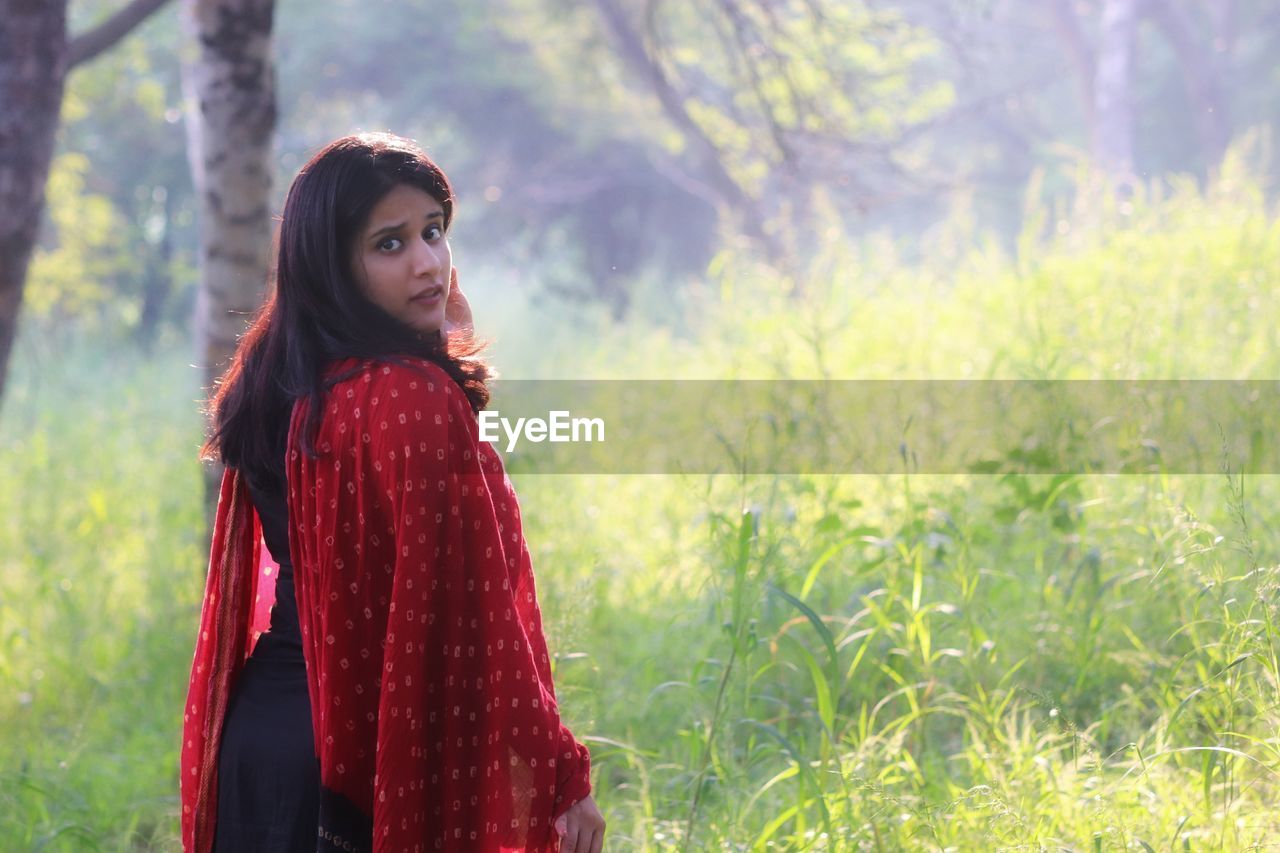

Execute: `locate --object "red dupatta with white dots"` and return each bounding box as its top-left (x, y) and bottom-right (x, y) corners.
top-left (180, 357), bottom-right (592, 852)
top-left (180, 465), bottom-right (265, 852)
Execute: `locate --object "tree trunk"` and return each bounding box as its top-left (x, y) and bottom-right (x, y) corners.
top-left (1092, 0), bottom-right (1140, 185)
top-left (135, 185), bottom-right (174, 352)
top-left (1049, 0), bottom-right (1097, 130)
top-left (0, 0), bottom-right (174, 411)
top-left (182, 0), bottom-right (276, 392)
top-left (0, 1), bottom-right (69, 408)
top-left (180, 0), bottom-right (277, 515)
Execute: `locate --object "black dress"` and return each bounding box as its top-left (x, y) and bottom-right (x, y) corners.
top-left (213, 465), bottom-right (320, 852)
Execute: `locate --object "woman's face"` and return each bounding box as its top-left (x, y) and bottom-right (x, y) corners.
top-left (351, 183), bottom-right (451, 335)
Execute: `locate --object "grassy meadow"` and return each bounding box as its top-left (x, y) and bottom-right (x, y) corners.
top-left (4, 152), bottom-right (1280, 849)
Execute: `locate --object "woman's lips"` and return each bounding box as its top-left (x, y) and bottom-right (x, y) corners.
top-left (411, 287), bottom-right (444, 305)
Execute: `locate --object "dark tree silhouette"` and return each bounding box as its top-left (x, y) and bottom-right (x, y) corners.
top-left (0, 0), bottom-right (172, 407)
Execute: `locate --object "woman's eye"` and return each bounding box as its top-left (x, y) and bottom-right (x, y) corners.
top-left (377, 237), bottom-right (403, 252)
top-left (424, 225), bottom-right (444, 241)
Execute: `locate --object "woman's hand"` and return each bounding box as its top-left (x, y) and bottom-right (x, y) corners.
top-left (554, 795), bottom-right (605, 853)
top-left (442, 267), bottom-right (473, 335)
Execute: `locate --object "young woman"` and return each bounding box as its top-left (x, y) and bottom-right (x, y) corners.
top-left (180, 133), bottom-right (605, 852)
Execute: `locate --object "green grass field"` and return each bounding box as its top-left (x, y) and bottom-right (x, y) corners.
top-left (3, 155), bottom-right (1280, 849)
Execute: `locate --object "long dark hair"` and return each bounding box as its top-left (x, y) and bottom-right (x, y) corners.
top-left (200, 132), bottom-right (491, 491)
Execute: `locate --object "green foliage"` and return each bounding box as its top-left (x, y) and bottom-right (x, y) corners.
top-left (4, 142), bottom-right (1280, 849)
top-left (0, 335), bottom-right (205, 849)
top-left (37, 0), bottom-right (195, 345)
top-left (27, 152), bottom-right (131, 324)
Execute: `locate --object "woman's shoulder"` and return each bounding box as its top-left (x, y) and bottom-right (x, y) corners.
top-left (324, 357), bottom-right (464, 412)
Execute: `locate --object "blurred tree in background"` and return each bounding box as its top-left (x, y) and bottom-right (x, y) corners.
top-left (177, 0), bottom-right (277, 517)
top-left (0, 0), bottom-right (173, 403)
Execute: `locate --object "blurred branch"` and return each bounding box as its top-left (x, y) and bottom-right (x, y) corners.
top-left (1143, 0), bottom-right (1230, 167)
top-left (67, 0), bottom-right (172, 69)
top-left (713, 0), bottom-right (795, 170)
top-left (593, 0), bottom-right (782, 258)
top-left (600, 0), bottom-right (735, 207)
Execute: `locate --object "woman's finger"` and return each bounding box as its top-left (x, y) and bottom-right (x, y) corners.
top-left (444, 267), bottom-right (473, 332)
top-left (587, 826), bottom-right (604, 853)
top-left (559, 822), bottom-right (582, 853)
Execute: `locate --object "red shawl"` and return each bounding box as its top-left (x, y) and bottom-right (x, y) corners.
top-left (181, 357), bottom-right (592, 852)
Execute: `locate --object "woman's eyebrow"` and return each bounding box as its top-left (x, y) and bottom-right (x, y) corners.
top-left (368, 211), bottom-right (443, 240)
top-left (368, 220), bottom-right (407, 239)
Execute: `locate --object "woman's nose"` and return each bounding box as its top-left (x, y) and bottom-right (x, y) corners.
top-left (413, 239), bottom-right (444, 276)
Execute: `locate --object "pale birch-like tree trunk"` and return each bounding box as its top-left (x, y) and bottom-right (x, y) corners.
top-left (1093, 0), bottom-right (1140, 184)
top-left (180, 0), bottom-right (276, 509)
top-left (1050, 0), bottom-right (1097, 131)
top-left (181, 0), bottom-right (276, 395)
